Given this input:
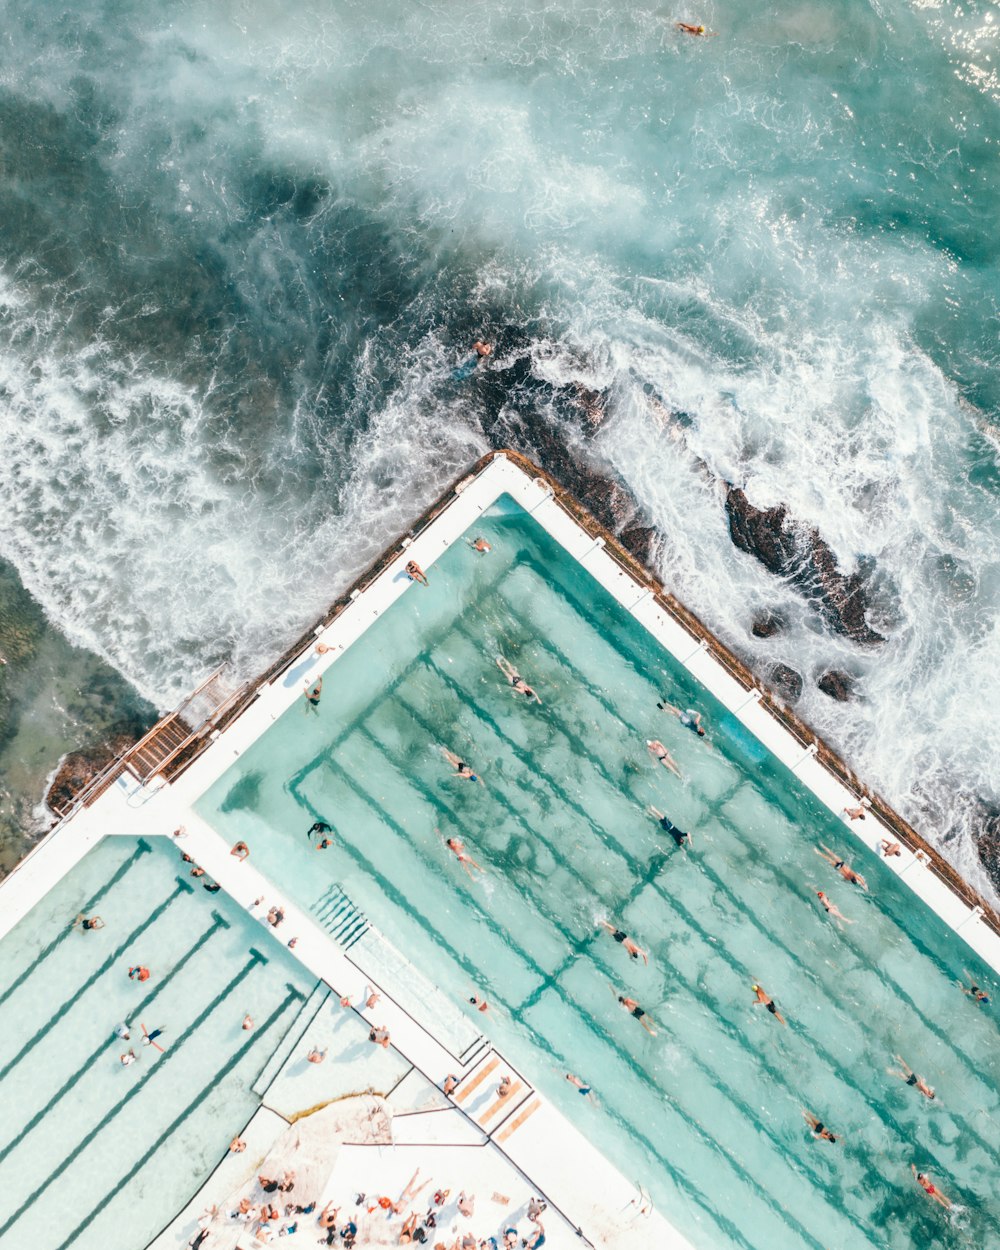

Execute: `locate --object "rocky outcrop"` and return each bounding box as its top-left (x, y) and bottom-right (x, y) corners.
top-left (45, 725), bottom-right (142, 815)
top-left (726, 488), bottom-right (884, 646)
top-left (970, 801), bottom-right (1000, 898)
top-left (818, 670), bottom-right (856, 702)
top-left (751, 610), bottom-right (786, 639)
top-left (768, 663), bottom-right (803, 704)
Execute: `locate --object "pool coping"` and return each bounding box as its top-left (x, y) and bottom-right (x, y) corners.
top-left (1, 450), bottom-right (999, 1250)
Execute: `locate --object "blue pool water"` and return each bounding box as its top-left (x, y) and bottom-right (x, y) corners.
top-left (198, 497), bottom-right (1000, 1250)
top-left (0, 837), bottom-right (316, 1250)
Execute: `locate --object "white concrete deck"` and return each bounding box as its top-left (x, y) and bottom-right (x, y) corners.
top-left (1, 451), bottom-right (998, 1250)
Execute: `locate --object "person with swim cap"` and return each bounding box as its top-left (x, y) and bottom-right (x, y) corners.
top-left (751, 982), bottom-right (786, 1025)
top-left (676, 21), bottom-right (716, 36)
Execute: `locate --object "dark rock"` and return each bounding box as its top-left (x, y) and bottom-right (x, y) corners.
top-left (726, 486), bottom-right (885, 646)
top-left (45, 725), bottom-right (143, 816)
top-left (971, 802), bottom-right (1000, 897)
top-left (619, 524), bottom-right (658, 564)
top-left (751, 610), bottom-right (786, 639)
top-left (768, 663), bottom-right (803, 704)
top-left (817, 670), bottom-right (856, 702)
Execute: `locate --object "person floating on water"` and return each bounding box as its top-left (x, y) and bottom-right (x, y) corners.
top-left (646, 739), bottom-right (682, 778)
top-left (75, 913), bottom-right (104, 932)
top-left (496, 655), bottom-right (542, 704)
top-left (142, 1023), bottom-right (166, 1051)
top-left (441, 747), bottom-right (485, 785)
top-left (657, 699), bottom-right (706, 738)
top-left (751, 982), bottom-right (786, 1025)
top-left (911, 1164), bottom-right (952, 1209)
top-left (648, 805), bottom-right (692, 850)
top-left (816, 890), bottom-right (853, 929)
top-left (959, 970), bottom-right (991, 1006)
top-left (599, 920), bottom-right (649, 964)
top-left (405, 559), bottom-right (429, 587)
top-left (467, 536), bottom-right (492, 554)
top-left (303, 675), bottom-right (323, 713)
top-left (445, 834), bottom-right (484, 880)
top-left (814, 844), bottom-right (869, 891)
top-left (802, 1110), bottom-right (840, 1143)
top-left (887, 1055), bottom-right (935, 1100)
top-left (676, 21), bottom-right (717, 36)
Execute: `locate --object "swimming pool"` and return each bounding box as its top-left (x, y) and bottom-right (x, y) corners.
top-left (198, 494), bottom-right (1000, 1250)
top-left (0, 836), bottom-right (316, 1250)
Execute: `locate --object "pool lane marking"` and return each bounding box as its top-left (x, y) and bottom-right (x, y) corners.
top-left (0, 876), bottom-right (193, 1082)
top-left (0, 948), bottom-right (271, 1241)
top-left (330, 736), bottom-right (887, 1249)
top-left (0, 839), bottom-right (152, 1010)
top-left (54, 984), bottom-right (303, 1250)
top-left (310, 772), bottom-right (810, 1250)
top-left (0, 911), bottom-right (230, 1167)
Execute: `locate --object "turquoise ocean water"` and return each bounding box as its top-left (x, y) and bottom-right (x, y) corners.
top-left (0, 1), bottom-right (998, 889)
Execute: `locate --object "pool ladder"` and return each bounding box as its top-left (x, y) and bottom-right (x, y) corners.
top-left (311, 884), bottom-right (370, 951)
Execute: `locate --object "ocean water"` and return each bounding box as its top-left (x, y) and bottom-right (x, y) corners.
top-left (0, 1), bottom-right (998, 890)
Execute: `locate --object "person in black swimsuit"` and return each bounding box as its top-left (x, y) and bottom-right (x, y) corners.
top-left (887, 1056), bottom-right (935, 1098)
top-left (303, 676), bottom-right (323, 714)
top-left (803, 1110), bottom-right (839, 1142)
top-left (306, 821), bottom-right (332, 839)
top-left (613, 988), bottom-right (657, 1035)
top-left (648, 806), bottom-right (693, 850)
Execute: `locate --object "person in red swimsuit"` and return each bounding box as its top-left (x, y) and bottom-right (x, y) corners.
top-left (911, 1165), bottom-right (952, 1208)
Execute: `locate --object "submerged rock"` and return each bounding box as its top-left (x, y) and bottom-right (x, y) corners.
top-left (768, 663), bottom-right (803, 704)
top-left (726, 487), bottom-right (885, 646)
top-left (817, 670), bottom-right (856, 702)
top-left (751, 610), bottom-right (786, 639)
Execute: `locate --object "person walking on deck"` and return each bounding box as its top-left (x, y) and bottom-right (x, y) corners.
top-left (815, 844), bottom-right (869, 891)
top-left (648, 805), bottom-right (692, 849)
top-left (441, 748), bottom-right (484, 784)
top-left (599, 920), bottom-right (649, 964)
top-left (646, 739), bottom-right (682, 778)
top-left (496, 655), bottom-right (542, 703)
top-left (751, 982), bottom-right (786, 1025)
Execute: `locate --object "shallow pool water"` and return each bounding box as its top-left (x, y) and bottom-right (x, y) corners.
top-left (0, 836), bottom-right (316, 1250)
top-left (199, 496), bottom-right (1000, 1250)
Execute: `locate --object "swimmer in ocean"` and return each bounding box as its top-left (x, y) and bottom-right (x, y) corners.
top-left (676, 21), bottom-right (717, 36)
top-left (648, 805), bottom-right (693, 850)
top-left (751, 982), bottom-right (786, 1025)
top-left (441, 747), bottom-right (485, 785)
top-left (599, 920), bottom-right (649, 964)
top-left (496, 655), bottom-right (543, 704)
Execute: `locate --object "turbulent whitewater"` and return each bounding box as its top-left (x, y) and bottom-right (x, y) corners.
top-left (0, 0), bottom-right (998, 892)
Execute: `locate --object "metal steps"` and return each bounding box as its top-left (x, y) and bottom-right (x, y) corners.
top-left (310, 884), bottom-right (370, 950)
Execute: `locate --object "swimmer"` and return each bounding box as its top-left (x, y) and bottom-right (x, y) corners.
top-left (75, 913), bottom-right (105, 931)
top-left (315, 838), bottom-right (333, 850)
top-left (441, 747), bottom-right (485, 785)
top-left (959, 970), bottom-right (991, 1006)
top-left (911, 1164), bottom-right (952, 1208)
top-left (657, 700), bottom-right (706, 738)
top-left (306, 821), bottom-right (332, 839)
top-left (113, 1022), bottom-right (130, 1040)
top-left (303, 676), bottom-right (323, 713)
top-left (472, 340), bottom-right (492, 358)
top-left (496, 655), bottom-right (542, 704)
top-left (815, 844), bottom-right (869, 891)
top-left (802, 1111), bottom-right (840, 1143)
top-left (648, 805), bottom-right (692, 849)
top-left (445, 835), bottom-right (484, 879)
top-left (751, 983), bottom-right (786, 1025)
top-left (467, 536), bottom-right (492, 553)
top-left (190, 865), bottom-right (206, 878)
top-left (612, 986), bottom-right (657, 1035)
top-left (230, 841), bottom-right (250, 860)
top-left (816, 891), bottom-right (854, 928)
top-left (120, 1048), bottom-right (137, 1067)
top-left (646, 739), bottom-right (682, 778)
top-left (676, 21), bottom-right (717, 35)
top-left (469, 993), bottom-right (489, 1012)
top-left (566, 1072), bottom-right (594, 1100)
top-left (405, 560), bottom-right (429, 587)
top-left (878, 838), bottom-right (902, 858)
top-left (887, 1055), bottom-right (935, 1099)
top-left (141, 1023), bottom-right (166, 1050)
top-left (599, 920), bottom-right (649, 964)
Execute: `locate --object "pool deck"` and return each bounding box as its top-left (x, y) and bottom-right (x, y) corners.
top-left (3, 451), bottom-right (1000, 1250)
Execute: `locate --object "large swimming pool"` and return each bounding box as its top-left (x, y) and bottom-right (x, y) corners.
top-left (0, 836), bottom-right (316, 1250)
top-left (199, 495), bottom-right (1000, 1250)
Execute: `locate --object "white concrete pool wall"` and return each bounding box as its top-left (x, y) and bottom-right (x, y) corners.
top-left (0, 450), bottom-right (998, 1250)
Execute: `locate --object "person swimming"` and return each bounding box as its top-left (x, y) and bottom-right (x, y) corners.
top-left (648, 806), bottom-right (693, 849)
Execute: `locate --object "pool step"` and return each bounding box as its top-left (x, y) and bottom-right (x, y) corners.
top-left (310, 884), bottom-right (371, 950)
top-left (252, 982), bottom-right (331, 1099)
top-left (495, 1095), bottom-right (541, 1143)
